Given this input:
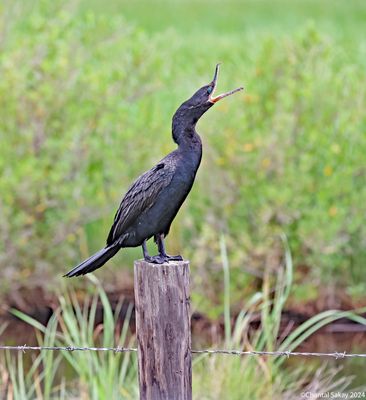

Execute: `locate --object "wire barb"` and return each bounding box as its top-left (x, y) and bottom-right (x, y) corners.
top-left (1, 345), bottom-right (366, 358)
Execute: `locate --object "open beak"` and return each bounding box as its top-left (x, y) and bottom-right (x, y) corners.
top-left (208, 63), bottom-right (244, 103)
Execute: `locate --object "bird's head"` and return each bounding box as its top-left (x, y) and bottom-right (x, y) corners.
top-left (173, 64), bottom-right (243, 142)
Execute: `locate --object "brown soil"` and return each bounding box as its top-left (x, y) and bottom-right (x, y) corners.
top-left (1, 284), bottom-right (365, 351)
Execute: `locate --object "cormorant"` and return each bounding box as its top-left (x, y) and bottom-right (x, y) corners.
top-left (65, 64), bottom-right (243, 277)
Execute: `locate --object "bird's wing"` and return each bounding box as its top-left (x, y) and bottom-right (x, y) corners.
top-left (106, 158), bottom-right (177, 245)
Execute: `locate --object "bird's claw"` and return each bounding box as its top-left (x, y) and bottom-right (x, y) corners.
top-left (165, 254), bottom-right (183, 261)
top-left (144, 254), bottom-right (183, 264)
top-left (144, 255), bottom-right (166, 264)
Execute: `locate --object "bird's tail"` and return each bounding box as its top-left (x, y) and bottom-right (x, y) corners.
top-left (64, 244), bottom-right (120, 277)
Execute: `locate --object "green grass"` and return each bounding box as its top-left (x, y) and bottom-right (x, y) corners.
top-left (3, 275), bottom-right (138, 399)
top-left (1, 0), bottom-right (366, 311)
top-left (1, 239), bottom-right (364, 398)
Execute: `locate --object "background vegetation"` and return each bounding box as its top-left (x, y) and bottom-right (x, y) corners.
top-left (1, 0), bottom-right (365, 306)
top-left (0, 0), bottom-right (365, 396)
top-left (1, 0), bottom-right (365, 308)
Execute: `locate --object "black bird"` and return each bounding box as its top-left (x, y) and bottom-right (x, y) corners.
top-left (65, 64), bottom-right (243, 277)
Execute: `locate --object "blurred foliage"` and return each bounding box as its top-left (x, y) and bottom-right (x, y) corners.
top-left (0, 1), bottom-right (163, 287)
top-left (0, 0), bottom-right (365, 310)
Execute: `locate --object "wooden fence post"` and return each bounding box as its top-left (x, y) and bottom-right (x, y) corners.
top-left (134, 260), bottom-right (192, 400)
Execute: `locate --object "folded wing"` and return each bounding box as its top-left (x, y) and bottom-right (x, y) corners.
top-left (106, 161), bottom-right (175, 245)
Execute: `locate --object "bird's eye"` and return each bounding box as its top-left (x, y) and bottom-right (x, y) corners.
top-left (207, 86), bottom-right (213, 95)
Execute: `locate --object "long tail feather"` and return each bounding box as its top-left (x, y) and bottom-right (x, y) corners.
top-left (64, 244), bottom-right (120, 277)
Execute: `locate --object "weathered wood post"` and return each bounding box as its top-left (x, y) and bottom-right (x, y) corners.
top-left (134, 260), bottom-right (192, 400)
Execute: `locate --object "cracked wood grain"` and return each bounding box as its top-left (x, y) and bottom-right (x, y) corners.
top-left (134, 260), bottom-right (191, 400)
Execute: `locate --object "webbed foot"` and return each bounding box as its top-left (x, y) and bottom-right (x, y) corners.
top-left (164, 254), bottom-right (183, 261)
top-left (144, 254), bottom-right (183, 264)
top-left (144, 255), bottom-right (167, 264)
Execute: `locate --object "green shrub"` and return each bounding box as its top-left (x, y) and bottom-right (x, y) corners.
top-left (0, 1), bottom-right (365, 306)
top-left (0, 3), bottom-right (163, 285)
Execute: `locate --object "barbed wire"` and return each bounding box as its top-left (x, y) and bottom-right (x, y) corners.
top-left (1, 345), bottom-right (365, 359)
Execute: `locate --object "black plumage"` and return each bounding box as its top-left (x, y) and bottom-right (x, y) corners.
top-left (65, 64), bottom-right (242, 277)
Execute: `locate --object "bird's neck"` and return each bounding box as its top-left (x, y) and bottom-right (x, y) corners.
top-left (172, 112), bottom-right (202, 150)
top-left (172, 126), bottom-right (202, 156)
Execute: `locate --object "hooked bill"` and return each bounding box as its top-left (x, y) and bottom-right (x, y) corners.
top-left (209, 63), bottom-right (244, 103)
